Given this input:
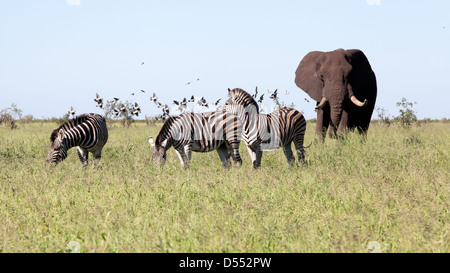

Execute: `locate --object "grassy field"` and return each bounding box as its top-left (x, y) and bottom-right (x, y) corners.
top-left (0, 120), bottom-right (448, 253)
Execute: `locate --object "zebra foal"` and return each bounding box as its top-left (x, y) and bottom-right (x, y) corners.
top-left (148, 111), bottom-right (243, 169)
top-left (223, 88), bottom-right (307, 168)
top-left (46, 113), bottom-right (108, 166)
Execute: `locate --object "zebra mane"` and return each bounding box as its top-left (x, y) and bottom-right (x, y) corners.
top-left (155, 116), bottom-right (178, 145)
top-left (50, 114), bottom-right (90, 142)
top-left (228, 88), bottom-right (259, 113)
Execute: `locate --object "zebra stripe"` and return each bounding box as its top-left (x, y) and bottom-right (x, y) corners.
top-left (46, 113), bottom-right (108, 166)
top-left (149, 110), bottom-right (243, 168)
top-left (224, 88), bottom-right (307, 167)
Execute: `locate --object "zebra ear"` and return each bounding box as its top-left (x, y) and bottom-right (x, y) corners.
top-left (148, 136), bottom-right (155, 148)
top-left (57, 129), bottom-right (65, 140)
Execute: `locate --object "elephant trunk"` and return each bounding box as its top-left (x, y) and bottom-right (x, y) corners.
top-left (329, 99), bottom-right (343, 138)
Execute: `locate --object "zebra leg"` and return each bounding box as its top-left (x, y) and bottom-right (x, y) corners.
top-left (216, 144), bottom-right (231, 169)
top-left (293, 141), bottom-right (306, 166)
top-left (282, 143), bottom-right (295, 167)
top-left (246, 145), bottom-right (262, 169)
top-left (76, 147), bottom-right (89, 167)
top-left (175, 148), bottom-right (190, 169)
top-left (92, 148), bottom-right (103, 167)
top-left (228, 141), bottom-right (242, 167)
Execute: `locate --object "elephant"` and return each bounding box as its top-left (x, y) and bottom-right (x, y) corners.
top-left (295, 48), bottom-right (377, 140)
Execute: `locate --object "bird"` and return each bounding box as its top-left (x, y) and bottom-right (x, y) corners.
top-left (252, 86), bottom-right (258, 98)
top-left (189, 95), bottom-right (195, 102)
top-left (285, 90), bottom-right (290, 95)
top-left (163, 104), bottom-right (170, 114)
top-left (173, 100), bottom-right (179, 105)
top-left (119, 104), bottom-right (127, 113)
top-left (304, 98), bottom-right (310, 103)
top-left (133, 102), bottom-right (141, 112)
top-left (94, 93), bottom-right (103, 108)
top-left (113, 97), bottom-right (120, 102)
top-left (113, 109), bottom-right (120, 117)
top-left (185, 81), bottom-right (191, 86)
top-left (181, 98), bottom-right (187, 107)
top-left (157, 102), bottom-right (164, 108)
top-left (150, 92), bottom-right (158, 102)
top-left (131, 92), bottom-right (135, 96)
top-left (69, 106), bottom-right (76, 117)
top-left (197, 97), bottom-right (207, 106)
top-left (140, 89), bottom-right (145, 93)
top-left (258, 94), bottom-right (264, 103)
top-left (270, 89), bottom-right (278, 100)
top-left (141, 61), bottom-right (144, 65)
top-left (213, 98), bottom-right (221, 106)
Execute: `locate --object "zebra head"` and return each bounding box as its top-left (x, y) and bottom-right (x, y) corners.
top-left (148, 136), bottom-right (167, 165)
top-left (46, 128), bottom-right (68, 164)
top-left (224, 88), bottom-right (259, 120)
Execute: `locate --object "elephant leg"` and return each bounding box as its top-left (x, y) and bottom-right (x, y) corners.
top-left (216, 144), bottom-right (231, 169)
top-left (76, 146), bottom-right (89, 167)
top-left (282, 143), bottom-right (295, 167)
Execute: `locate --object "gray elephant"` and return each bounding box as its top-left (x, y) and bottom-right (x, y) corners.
top-left (295, 48), bottom-right (377, 140)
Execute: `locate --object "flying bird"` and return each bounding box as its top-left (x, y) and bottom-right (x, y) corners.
top-left (252, 86), bottom-right (258, 98)
top-left (157, 102), bottom-right (164, 108)
top-left (189, 95), bottom-right (195, 102)
top-left (141, 61), bottom-right (144, 65)
top-left (113, 109), bottom-right (120, 117)
top-left (285, 90), bottom-right (290, 95)
top-left (173, 100), bottom-right (179, 105)
top-left (113, 97), bottom-right (120, 102)
top-left (119, 104), bottom-right (127, 113)
top-left (94, 93), bottom-right (103, 108)
top-left (140, 89), bottom-right (145, 93)
top-left (181, 98), bottom-right (187, 107)
top-left (213, 98), bottom-right (221, 106)
top-left (69, 106), bottom-right (76, 117)
top-left (150, 92), bottom-right (158, 102)
top-left (304, 98), bottom-right (310, 103)
top-left (258, 94), bottom-right (264, 103)
top-left (133, 102), bottom-right (141, 112)
top-left (269, 89), bottom-right (278, 100)
top-left (163, 104), bottom-right (170, 114)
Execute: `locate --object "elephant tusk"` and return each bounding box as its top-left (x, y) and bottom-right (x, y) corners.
top-left (350, 95), bottom-right (368, 107)
top-left (315, 97), bottom-right (327, 110)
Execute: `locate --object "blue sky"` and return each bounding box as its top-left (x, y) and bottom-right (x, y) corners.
top-left (1, 0), bottom-right (449, 119)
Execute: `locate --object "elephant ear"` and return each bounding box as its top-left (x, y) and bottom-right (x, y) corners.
top-left (344, 49), bottom-right (374, 80)
top-left (294, 51), bottom-right (324, 102)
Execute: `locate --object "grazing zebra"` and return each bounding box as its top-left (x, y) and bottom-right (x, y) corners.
top-left (46, 113), bottom-right (108, 166)
top-left (148, 110), bottom-right (243, 169)
top-left (223, 88), bottom-right (307, 167)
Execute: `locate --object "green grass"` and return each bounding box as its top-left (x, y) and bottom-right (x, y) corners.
top-left (0, 121), bottom-right (448, 252)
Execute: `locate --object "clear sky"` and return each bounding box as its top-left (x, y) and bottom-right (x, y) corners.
top-left (1, 0), bottom-right (449, 120)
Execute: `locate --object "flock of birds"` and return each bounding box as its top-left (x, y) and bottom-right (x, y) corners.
top-left (68, 61), bottom-right (309, 120)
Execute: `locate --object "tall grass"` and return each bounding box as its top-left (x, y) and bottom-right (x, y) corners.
top-left (0, 121), bottom-right (448, 252)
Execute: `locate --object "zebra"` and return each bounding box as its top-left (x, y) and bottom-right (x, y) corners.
top-left (148, 110), bottom-right (243, 169)
top-left (46, 113), bottom-right (108, 166)
top-left (223, 88), bottom-right (307, 167)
